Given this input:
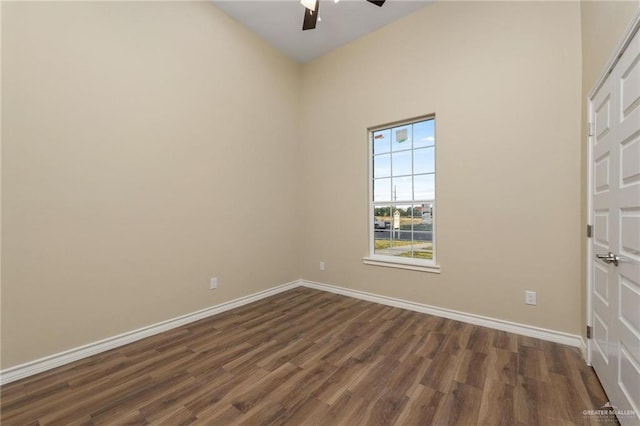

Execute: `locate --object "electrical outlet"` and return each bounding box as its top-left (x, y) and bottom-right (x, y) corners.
top-left (210, 277), bottom-right (218, 290)
top-left (525, 291), bottom-right (536, 305)
top-left (320, 261), bottom-right (325, 271)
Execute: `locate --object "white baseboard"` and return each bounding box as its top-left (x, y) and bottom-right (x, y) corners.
top-left (581, 337), bottom-right (590, 364)
top-left (1, 278), bottom-right (585, 385)
top-left (0, 281), bottom-right (299, 385)
top-left (300, 280), bottom-right (584, 349)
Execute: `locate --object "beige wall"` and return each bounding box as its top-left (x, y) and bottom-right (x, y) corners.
top-left (299, 1), bottom-right (583, 333)
top-left (3, 0), bottom-right (622, 370)
top-left (581, 1), bottom-right (640, 94)
top-left (1, 1), bottom-right (301, 368)
top-left (579, 1), bottom-right (639, 337)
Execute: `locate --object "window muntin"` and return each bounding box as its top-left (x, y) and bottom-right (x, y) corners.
top-left (370, 116), bottom-right (436, 265)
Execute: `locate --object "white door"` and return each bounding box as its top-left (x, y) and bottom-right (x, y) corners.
top-left (589, 23), bottom-right (640, 426)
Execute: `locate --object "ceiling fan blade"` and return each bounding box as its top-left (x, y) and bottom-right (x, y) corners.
top-left (366, 0), bottom-right (386, 6)
top-left (302, 0), bottom-right (320, 31)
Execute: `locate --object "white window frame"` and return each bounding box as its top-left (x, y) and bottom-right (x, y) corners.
top-left (363, 114), bottom-right (440, 273)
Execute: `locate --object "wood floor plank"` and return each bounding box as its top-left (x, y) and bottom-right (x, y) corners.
top-left (325, 392), bottom-right (371, 425)
top-left (454, 349), bottom-right (489, 389)
top-left (235, 399), bottom-right (286, 426)
top-left (439, 323), bottom-right (470, 356)
top-left (493, 329), bottom-right (519, 352)
top-left (193, 403), bottom-right (241, 425)
top-left (432, 380), bottom-right (483, 426)
top-left (515, 375), bottom-right (557, 425)
top-left (222, 339), bottom-right (284, 375)
top-left (518, 345), bottom-right (552, 383)
top-left (396, 383), bottom-right (445, 425)
top-left (36, 374), bottom-right (156, 425)
top-left (485, 346), bottom-right (518, 386)
top-left (288, 336), bottom-right (344, 368)
top-left (223, 363), bottom-right (299, 413)
top-left (91, 371), bottom-right (193, 424)
top-left (316, 356), bottom-right (381, 405)
top-left (268, 360), bottom-right (337, 411)
top-left (477, 380), bottom-right (515, 426)
top-left (381, 329), bottom-right (423, 362)
top-left (137, 375), bottom-right (202, 422)
top-left (184, 369), bottom-right (262, 416)
top-left (319, 335), bottom-right (361, 365)
top-left (385, 354), bottom-right (429, 398)
top-left (274, 396), bottom-right (329, 425)
top-left (0, 287), bottom-right (615, 425)
top-left (466, 326), bottom-right (493, 354)
top-left (153, 406), bottom-right (197, 425)
top-left (414, 331), bottom-right (446, 358)
top-left (255, 338), bottom-right (314, 372)
top-left (364, 389), bottom-right (409, 425)
top-left (347, 355), bottom-right (400, 401)
top-left (420, 351), bottom-right (462, 394)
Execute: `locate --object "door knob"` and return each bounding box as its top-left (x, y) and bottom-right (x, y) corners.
top-left (596, 252), bottom-right (619, 266)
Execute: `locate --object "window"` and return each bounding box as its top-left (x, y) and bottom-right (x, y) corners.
top-left (365, 116), bottom-right (438, 272)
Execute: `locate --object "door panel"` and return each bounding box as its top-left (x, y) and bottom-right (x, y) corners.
top-left (620, 210), bottom-right (640, 259)
top-left (621, 137), bottom-right (640, 186)
top-left (591, 65), bottom-right (615, 380)
top-left (621, 54), bottom-right (640, 118)
top-left (594, 263), bottom-right (609, 304)
top-left (595, 155), bottom-right (611, 193)
top-left (589, 24), bottom-right (640, 426)
top-left (593, 311), bottom-right (610, 364)
top-left (619, 345), bottom-right (640, 413)
top-left (620, 276), bottom-right (640, 335)
top-left (595, 94), bottom-right (611, 142)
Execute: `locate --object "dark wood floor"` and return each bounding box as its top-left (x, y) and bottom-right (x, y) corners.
top-left (1, 287), bottom-right (613, 425)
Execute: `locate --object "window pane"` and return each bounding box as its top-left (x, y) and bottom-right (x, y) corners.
top-left (373, 206), bottom-right (392, 252)
top-left (392, 125), bottom-right (411, 151)
top-left (374, 154), bottom-right (391, 178)
top-left (392, 150), bottom-right (411, 176)
top-left (413, 231), bottom-right (432, 243)
top-left (373, 129), bottom-right (391, 155)
top-left (392, 176), bottom-right (412, 201)
top-left (409, 214), bottom-right (433, 259)
top-left (413, 119), bottom-right (434, 149)
top-left (374, 204), bottom-right (415, 258)
top-left (420, 201), bottom-right (434, 227)
top-left (405, 240), bottom-right (433, 260)
top-left (414, 174), bottom-right (435, 200)
top-left (370, 116), bottom-right (436, 265)
top-left (406, 206), bottom-right (433, 260)
top-left (373, 206), bottom-right (392, 227)
top-left (409, 204), bottom-right (421, 225)
top-left (373, 178), bottom-right (391, 202)
top-left (373, 204), bottom-right (393, 257)
top-left (414, 147), bottom-right (434, 174)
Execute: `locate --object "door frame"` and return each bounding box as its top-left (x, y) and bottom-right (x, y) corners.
top-left (586, 8), bottom-right (640, 367)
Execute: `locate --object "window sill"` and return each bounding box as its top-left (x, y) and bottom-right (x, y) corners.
top-left (362, 257), bottom-right (441, 274)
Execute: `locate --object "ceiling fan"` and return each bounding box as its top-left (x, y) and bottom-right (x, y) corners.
top-left (301, 0), bottom-right (386, 31)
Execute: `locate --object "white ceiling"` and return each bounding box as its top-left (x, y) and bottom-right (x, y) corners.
top-left (211, 0), bottom-right (432, 63)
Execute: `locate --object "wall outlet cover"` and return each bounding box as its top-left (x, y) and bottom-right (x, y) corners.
top-left (525, 291), bottom-right (536, 305)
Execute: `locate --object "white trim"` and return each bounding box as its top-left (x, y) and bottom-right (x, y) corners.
top-left (362, 257), bottom-right (441, 273)
top-left (1, 278), bottom-right (585, 385)
top-left (580, 337), bottom-right (589, 364)
top-left (300, 280), bottom-right (583, 349)
top-left (586, 91), bottom-right (595, 366)
top-left (0, 281), bottom-right (299, 385)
